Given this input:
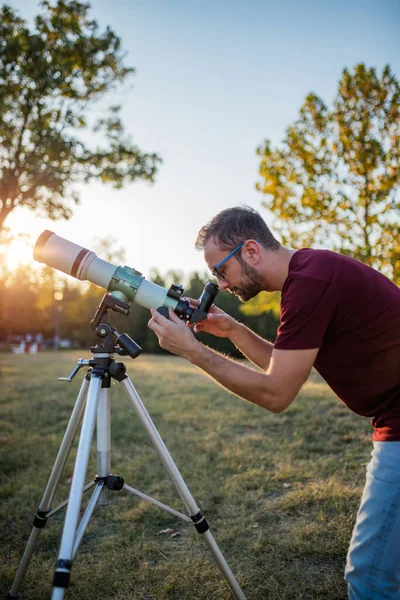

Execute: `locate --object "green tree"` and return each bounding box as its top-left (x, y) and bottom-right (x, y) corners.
top-left (0, 1), bottom-right (161, 235)
top-left (256, 64), bottom-right (400, 283)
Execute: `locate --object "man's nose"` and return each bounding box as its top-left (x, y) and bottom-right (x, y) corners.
top-left (217, 278), bottom-right (230, 291)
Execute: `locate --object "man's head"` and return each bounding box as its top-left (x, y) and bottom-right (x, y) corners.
top-left (195, 206), bottom-right (281, 300)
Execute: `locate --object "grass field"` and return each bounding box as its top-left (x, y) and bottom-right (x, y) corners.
top-left (0, 351), bottom-right (372, 600)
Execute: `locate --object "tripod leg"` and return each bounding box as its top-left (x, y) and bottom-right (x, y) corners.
top-left (120, 377), bottom-right (247, 600)
top-left (96, 387), bottom-right (111, 506)
top-left (8, 376), bottom-right (90, 600)
top-left (51, 374), bottom-right (103, 600)
top-left (72, 481), bottom-right (104, 557)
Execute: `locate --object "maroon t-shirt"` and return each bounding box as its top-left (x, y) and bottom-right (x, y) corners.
top-left (274, 249), bottom-right (400, 441)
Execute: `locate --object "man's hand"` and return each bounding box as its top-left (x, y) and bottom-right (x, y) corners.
top-left (186, 298), bottom-right (238, 338)
top-left (148, 308), bottom-right (200, 359)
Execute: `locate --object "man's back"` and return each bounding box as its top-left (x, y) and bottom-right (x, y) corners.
top-left (275, 248), bottom-right (400, 440)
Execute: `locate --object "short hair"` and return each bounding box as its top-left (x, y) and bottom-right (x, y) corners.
top-left (195, 206), bottom-right (281, 252)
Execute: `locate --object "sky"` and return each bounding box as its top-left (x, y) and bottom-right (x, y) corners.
top-left (5, 0), bottom-right (400, 283)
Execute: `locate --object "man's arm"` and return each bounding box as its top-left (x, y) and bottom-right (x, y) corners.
top-left (187, 344), bottom-right (318, 413)
top-left (148, 308), bottom-right (318, 413)
top-left (229, 321), bottom-right (274, 371)
top-left (192, 306), bottom-right (274, 370)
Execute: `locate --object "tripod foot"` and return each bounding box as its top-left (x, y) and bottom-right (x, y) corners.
top-left (7, 593), bottom-right (20, 599)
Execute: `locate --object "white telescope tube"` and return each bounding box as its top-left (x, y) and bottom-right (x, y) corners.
top-left (133, 280), bottom-right (169, 309)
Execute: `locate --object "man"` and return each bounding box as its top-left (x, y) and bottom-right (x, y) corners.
top-left (148, 206), bottom-right (400, 600)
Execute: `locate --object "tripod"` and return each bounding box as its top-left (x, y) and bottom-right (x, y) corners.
top-left (8, 297), bottom-right (247, 600)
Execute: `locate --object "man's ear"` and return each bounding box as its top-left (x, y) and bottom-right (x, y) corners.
top-left (245, 240), bottom-right (261, 264)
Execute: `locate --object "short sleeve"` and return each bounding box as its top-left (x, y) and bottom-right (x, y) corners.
top-left (274, 275), bottom-right (338, 350)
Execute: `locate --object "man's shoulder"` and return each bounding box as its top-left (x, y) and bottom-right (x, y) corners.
top-left (281, 250), bottom-right (336, 308)
top-left (289, 248), bottom-right (376, 281)
top-left (286, 248), bottom-right (400, 304)
top-left (286, 248), bottom-right (338, 286)
top-left (292, 248), bottom-right (341, 267)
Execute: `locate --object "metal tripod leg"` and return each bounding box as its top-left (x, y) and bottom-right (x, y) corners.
top-left (120, 376), bottom-right (247, 600)
top-left (8, 377), bottom-right (90, 600)
top-left (96, 386), bottom-right (111, 506)
top-left (51, 374), bottom-right (103, 600)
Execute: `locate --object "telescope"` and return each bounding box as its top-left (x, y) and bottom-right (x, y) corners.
top-left (34, 230), bottom-right (218, 324)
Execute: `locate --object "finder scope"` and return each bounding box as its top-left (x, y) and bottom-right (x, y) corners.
top-left (34, 231), bottom-right (218, 324)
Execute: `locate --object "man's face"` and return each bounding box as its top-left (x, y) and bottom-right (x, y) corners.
top-left (204, 238), bottom-right (265, 301)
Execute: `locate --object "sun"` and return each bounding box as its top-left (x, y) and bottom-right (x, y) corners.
top-left (1, 234), bottom-right (37, 271)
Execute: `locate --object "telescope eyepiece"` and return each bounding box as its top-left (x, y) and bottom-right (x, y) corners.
top-left (198, 282), bottom-right (219, 314)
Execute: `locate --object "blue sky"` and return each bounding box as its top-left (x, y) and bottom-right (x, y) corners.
top-left (7, 0), bottom-right (400, 281)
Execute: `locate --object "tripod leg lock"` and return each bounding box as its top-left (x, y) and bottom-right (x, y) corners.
top-left (190, 510), bottom-right (209, 534)
top-left (33, 509), bottom-right (49, 529)
top-left (52, 559), bottom-right (72, 589)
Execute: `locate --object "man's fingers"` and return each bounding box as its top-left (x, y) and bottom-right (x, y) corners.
top-left (192, 313), bottom-right (215, 328)
top-left (148, 309), bottom-right (169, 332)
top-left (168, 309), bottom-right (181, 323)
top-left (149, 308), bottom-right (184, 333)
top-left (150, 307), bottom-right (169, 324)
top-left (148, 317), bottom-right (162, 334)
top-left (184, 296), bottom-right (199, 307)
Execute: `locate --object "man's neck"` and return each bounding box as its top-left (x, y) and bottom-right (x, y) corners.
top-left (263, 246), bottom-right (297, 292)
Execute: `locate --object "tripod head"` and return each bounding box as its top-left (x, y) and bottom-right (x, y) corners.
top-left (90, 293), bottom-right (142, 359)
top-left (57, 294), bottom-right (139, 383)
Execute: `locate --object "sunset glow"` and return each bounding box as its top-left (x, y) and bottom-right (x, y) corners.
top-left (1, 234), bottom-right (36, 272)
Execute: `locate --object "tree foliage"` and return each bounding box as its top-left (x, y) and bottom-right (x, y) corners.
top-left (256, 64), bottom-right (400, 283)
top-left (0, 1), bottom-right (161, 234)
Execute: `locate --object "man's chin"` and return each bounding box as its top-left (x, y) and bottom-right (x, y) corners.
top-left (236, 290), bottom-right (258, 302)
